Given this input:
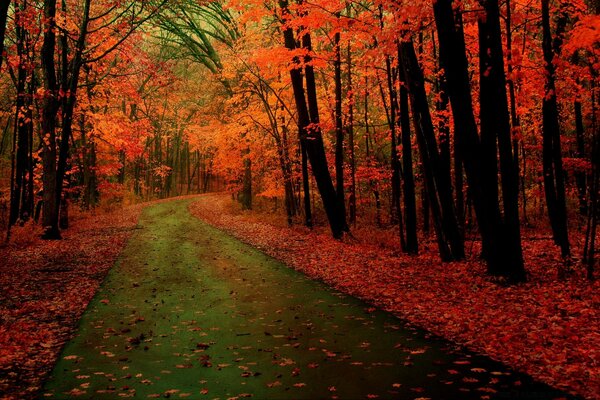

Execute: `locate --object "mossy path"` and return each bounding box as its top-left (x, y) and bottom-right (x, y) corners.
top-left (43, 199), bottom-right (569, 399)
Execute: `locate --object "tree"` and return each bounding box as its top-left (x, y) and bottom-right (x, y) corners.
top-left (8, 0), bottom-right (35, 228)
top-left (399, 37), bottom-right (464, 261)
top-left (0, 0), bottom-right (10, 72)
top-left (0, 0), bottom-right (10, 69)
top-left (541, 0), bottom-right (570, 259)
top-left (39, 0), bottom-right (60, 239)
top-left (278, 0), bottom-right (345, 238)
top-left (478, 0), bottom-right (526, 282)
top-left (434, 0), bottom-right (524, 281)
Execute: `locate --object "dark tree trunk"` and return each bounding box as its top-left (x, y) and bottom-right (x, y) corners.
top-left (506, 0), bottom-right (522, 225)
top-left (385, 56), bottom-right (402, 228)
top-left (541, 0), bottom-right (570, 258)
top-left (241, 144), bottom-right (252, 210)
top-left (82, 78), bottom-right (99, 208)
top-left (277, 108), bottom-right (296, 226)
top-left (301, 141), bottom-right (313, 228)
top-left (398, 62), bottom-right (418, 254)
top-left (0, 0), bottom-right (10, 72)
top-left (41, 0), bottom-right (90, 236)
top-left (9, 5), bottom-right (34, 226)
top-left (364, 76), bottom-right (382, 227)
top-left (432, 35), bottom-right (452, 188)
top-left (434, 0), bottom-right (526, 282)
top-left (583, 84), bottom-right (598, 279)
top-left (347, 44), bottom-right (357, 225)
top-left (279, 0), bottom-right (344, 238)
top-left (422, 185), bottom-right (430, 233)
top-left (478, 0), bottom-right (526, 281)
top-left (333, 29), bottom-right (348, 231)
top-left (575, 99), bottom-right (587, 215)
top-left (40, 0), bottom-right (60, 239)
top-left (433, 0), bottom-right (489, 247)
top-left (399, 38), bottom-right (464, 261)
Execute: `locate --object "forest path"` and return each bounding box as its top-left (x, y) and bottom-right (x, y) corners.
top-left (43, 199), bottom-right (569, 399)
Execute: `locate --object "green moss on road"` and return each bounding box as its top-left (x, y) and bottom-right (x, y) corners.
top-left (43, 199), bottom-right (571, 399)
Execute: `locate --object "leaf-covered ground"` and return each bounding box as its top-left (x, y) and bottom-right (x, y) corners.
top-left (0, 205), bottom-right (143, 400)
top-left (190, 193), bottom-right (599, 400)
top-left (44, 199), bottom-right (570, 399)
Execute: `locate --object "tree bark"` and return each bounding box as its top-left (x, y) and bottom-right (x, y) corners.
top-left (385, 56), bottom-right (402, 228)
top-left (333, 29), bottom-right (348, 230)
top-left (279, 0), bottom-right (344, 238)
top-left (399, 37), bottom-right (464, 261)
top-left (434, 0), bottom-right (526, 282)
top-left (575, 99), bottom-right (587, 215)
top-left (541, 0), bottom-right (570, 258)
top-left (9, 3), bottom-right (34, 226)
top-left (347, 44), bottom-right (356, 225)
top-left (398, 60), bottom-right (418, 254)
top-left (0, 0), bottom-right (10, 72)
top-left (40, 0), bottom-right (60, 239)
top-left (478, 0), bottom-right (526, 281)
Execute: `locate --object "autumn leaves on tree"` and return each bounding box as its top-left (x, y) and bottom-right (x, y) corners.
top-left (1, 0), bottom-right (599, 282)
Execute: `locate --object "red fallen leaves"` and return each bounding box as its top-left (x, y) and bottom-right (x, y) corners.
top-left (190, 193), bottom-right (600, 400)
top-left (0, 205), bottom-right (142, 400)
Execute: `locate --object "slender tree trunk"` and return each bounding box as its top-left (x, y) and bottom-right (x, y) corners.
top-left (385, 57), bottom-right (402, 229)
top-left (364, 76), bottom-right (382, 227)
top-left (301, 141), bottom-right (313, 228)
top-left (506, 0), bottom-right (522, 226)
top-left (398, 61), bottom-right (418, 254)
top-left (541, 0), bottom-right (570, 258)
top-left (400, 37), bottom-right (464, 261)
top-left (575, 99), bottom-right (587, 215)
top-left (278, 106), bottom-right (296, 225)
top-left (0, 0), bottom-right (10, 72)
top-left (9, 6), bottom-right (33, 226)
top-left (333, 29), bottom-right (348, 231)
top-left (279, 0), bottom-right (343, 238)
top-left (53, 0), bottom-right (91, 233)
top-left (241, 133), bottom-right (252, 209)
top-left (347, 44), bottom-right (357, 225)
top-left (432, 34), bottom-right (452, 187)
top-left (583, 83), bottom-right (598, 279)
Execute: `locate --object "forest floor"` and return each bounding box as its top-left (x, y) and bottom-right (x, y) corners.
top-left (43, 198), bottom-right (569, 399)
top-left (190, 193), bottom-right (600, 400)
top-left (0, 194), bottom-right (596, 399)
top-left (0, 203), bottom-right (144, 399)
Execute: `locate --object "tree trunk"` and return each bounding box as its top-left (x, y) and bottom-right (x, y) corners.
top-left (40, 0), bottom-right (60, 239)
top-left (434, 0), bottom-right (526, 282)
top-left (0, 0), bottom-right (10, 72)
top-left (398, 62), bottom-right (418, 254)
top-left (575, 99), bottom-right (587, 215)
top-left (347, 44), bottom-right (356, 225)
top-left (583, 84), bottom-right (598, 279)
top-left (364, 76), bottom-right (381, 227)
top-left (385, 57), bottom-right (402, 228)
top-left (9, 6), bottom-right (34, 226)
top-left (279, 0), bottom-right (344, 238)
top-left (399, 37), bottom-right (464, 261)
top-left (301, 140), bottom-right (313, 228)
top-left (478, 0), bottom-right (526, 281)
top-left (333, 29), bottom-right (348, 231)
top-left (541, 0), bottom-right (570, 258)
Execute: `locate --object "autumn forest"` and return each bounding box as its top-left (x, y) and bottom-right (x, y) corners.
top-left (0, 0), bottom-right (599, 399)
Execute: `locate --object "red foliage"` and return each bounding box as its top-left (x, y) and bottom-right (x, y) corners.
top-left (0, 206), bottom-right (142, 400)
top-left (190, 193), bottom-right (600, 400)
